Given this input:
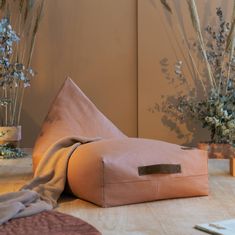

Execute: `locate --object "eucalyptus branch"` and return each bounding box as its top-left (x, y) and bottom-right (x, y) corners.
top-left (225, 2), bottom-right (235, 52)
top-left (154, 3), bottom-right (235, 144)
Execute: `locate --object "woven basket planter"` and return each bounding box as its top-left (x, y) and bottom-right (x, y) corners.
top-left (0, 126), bottom-right (21, 147)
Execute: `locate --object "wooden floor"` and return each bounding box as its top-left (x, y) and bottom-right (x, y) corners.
top-left (1, 153), bottom-right (235, 235)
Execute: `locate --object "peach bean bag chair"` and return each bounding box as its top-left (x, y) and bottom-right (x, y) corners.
top-left (33, 78), bottom-right (126, 171)
top-left (33, 78), bottom-right (208, 207)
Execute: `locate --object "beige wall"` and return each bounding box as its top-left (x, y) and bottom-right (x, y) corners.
top-left (21, 0), bottom-right (233, 147)
top-left (21, 0), bottom-right (138, 147)
top-left (138, 0), bottom-right (233, 146)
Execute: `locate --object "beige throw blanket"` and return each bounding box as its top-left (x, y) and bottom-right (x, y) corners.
top-left (0, 136), bottom-right (99, 225)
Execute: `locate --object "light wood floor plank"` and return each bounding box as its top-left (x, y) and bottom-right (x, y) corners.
top-left (1, 152), bottom-right (235, 235)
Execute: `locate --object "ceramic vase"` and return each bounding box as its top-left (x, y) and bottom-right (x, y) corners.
top-left (197, 142), bottom-right (234, 159)
top-left (198, 142), bottom-right (235, 176)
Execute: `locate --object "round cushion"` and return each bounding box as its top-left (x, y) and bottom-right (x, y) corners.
top-left (0, 210), bottom-right (101, 235)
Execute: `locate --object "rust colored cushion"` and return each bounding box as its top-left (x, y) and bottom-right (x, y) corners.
top-left (33, 78), bottom-right (125, 171)
top-left (0, 210), bottom-right (101, 235)
top-left (67, 138), bottom-right (208, 207)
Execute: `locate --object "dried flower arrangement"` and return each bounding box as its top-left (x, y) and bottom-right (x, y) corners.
top-left (0, 0), bottom-right (44, 158)
top-left (0, 143), bottom-right (26, 159)
top-left (154, 0), bottom-right (235, 145)
top-left (0, 0), bottom-right (44, 126)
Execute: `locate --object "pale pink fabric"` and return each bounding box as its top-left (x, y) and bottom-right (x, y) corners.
top-left (67, 138), bottom-right (208, 207)
top-left (33, 78), bottom-right (125, 171)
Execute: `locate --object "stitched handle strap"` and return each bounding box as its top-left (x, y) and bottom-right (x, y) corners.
top-left (138, 164), bottom-right (181, 176)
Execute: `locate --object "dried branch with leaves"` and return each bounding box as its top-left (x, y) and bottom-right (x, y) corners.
top-left (156, 0), bottom-right (235, 144)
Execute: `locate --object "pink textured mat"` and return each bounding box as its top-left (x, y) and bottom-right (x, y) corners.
top-left (0, 211), bottom-right (101, 235)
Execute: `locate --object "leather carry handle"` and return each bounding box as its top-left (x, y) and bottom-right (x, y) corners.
top-left (138, 164), bottom-right (181, 176)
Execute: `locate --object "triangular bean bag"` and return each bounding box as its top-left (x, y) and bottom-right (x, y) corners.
top-left (32, 78), bottom-right (126, 170)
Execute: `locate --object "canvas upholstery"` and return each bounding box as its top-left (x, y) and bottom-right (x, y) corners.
top-left (33, 78), bottom-right (126, 171)
top-left (67, 138), bottom-right (208, 207)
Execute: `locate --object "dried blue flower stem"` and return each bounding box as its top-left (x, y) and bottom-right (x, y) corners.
top-left (0, 143), bottom-right (27, 159)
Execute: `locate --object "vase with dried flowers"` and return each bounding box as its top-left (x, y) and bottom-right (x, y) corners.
top-left (0, 0), bottom-right (44, 158)
top-left (154, 0), bottom-right (235, 168)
